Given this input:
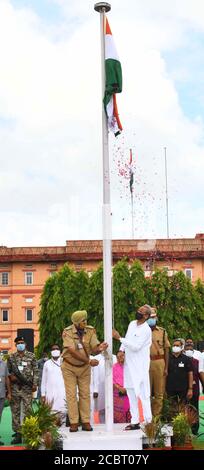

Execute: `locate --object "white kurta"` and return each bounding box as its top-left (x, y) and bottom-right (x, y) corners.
top-left (90, 356), bottom-right (99, 424)
top-left (91, 353), bottom-right (117, 411)
top-left (41, 358), bottom-right (66, 413)
top-left (120, 320), bottom-right (152, 398)
top-left (193, 349), bottom-right (204, 372)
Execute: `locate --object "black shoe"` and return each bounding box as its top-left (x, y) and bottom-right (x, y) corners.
top-left (125, 423), bottom-right (140, 430)
top-left (81, 423), bottom-right (93, 431)
top-left (11, 434), bottom-right (22, 444)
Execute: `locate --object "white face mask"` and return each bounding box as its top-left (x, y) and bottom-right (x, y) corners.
top-left (172, 346), bottom-right (182, 354)
top-left (185, 350), bottom-right (194, 358)
top-left (51, 350), bottom-right (60, 358)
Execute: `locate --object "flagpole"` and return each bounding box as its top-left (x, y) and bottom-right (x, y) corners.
top-left (164, 146), bottom-right (169, 238)
top-left (131, 192), bottom-right (134, 239)
top-left (129, 148), bottom-right (134, 238)
top-left (94, 2), bottom-right (113, 432)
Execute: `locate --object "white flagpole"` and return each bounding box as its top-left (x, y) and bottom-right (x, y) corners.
top-left (131, 192), bottom-right (134, 239)
top-left (94, 2), bottom-right (113, 432)
top-left (130, 149), bottom-right (134, 239)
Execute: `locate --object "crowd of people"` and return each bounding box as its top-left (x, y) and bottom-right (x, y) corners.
top-left (0, 305), bottom-right (204, 444)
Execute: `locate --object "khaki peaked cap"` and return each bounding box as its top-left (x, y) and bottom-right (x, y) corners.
top-left (71, 310), bottom-right (87, 325)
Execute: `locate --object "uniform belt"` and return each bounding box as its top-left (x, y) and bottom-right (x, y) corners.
top-left (150, 355), bottom-right (165, 360)
top-left (63, 357), bottom-right (88, 368)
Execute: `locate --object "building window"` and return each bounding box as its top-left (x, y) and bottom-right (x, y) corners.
top-left (50, 263), bottom-right (57, 269)
top-left (26, 309), bottom-right (33, 322)
top-left (2, 310), bottom-right (9, 322)
top-left (184, 269), bottom-right (192, 280)
top-left (25, 272), bottom-right (33, 285)
top-left (1, 272), bottom-right (9, 285)
top-left (1, 298), bottom-right (9, 304)
top-left (25, 298), bottom-right (33, 303)
top-left (1, 350), bottom-right (8, 355)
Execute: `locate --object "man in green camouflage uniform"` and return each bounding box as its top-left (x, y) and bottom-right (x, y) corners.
top-left (7, 336), bottom-right (38, 444)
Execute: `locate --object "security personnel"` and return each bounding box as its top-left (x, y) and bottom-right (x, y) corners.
top-left (148, 308), bottom-right (170, 417)
top-left (7, 336), bottom-right (38, 444)
top-left (61, 310), bottom-right (108, 432)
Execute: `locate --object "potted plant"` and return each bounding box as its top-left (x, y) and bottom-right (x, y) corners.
top-left (21, 402), bottom-right (62, 450)
top-left (21, 416), bottom-right (42, 450)
top-left (142, 417), bottom-right (170, 450)
top-left (172, 412), bottom-right (193, 450)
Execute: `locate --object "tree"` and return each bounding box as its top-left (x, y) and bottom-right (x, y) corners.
top-left (38, 264), bottom-right (81, 354)
top-left (84, 264), bottom-right (104, 341)
top-left (168, 272), bottom-right (196, 340)
top-left (129, 260), bottom-right (146, 321)
top-left (146, 269), bottom-right (173, 334)
top-left (113, 259), bottom-right (131, 338)
top-left (37, 260), bottom-right (204, 352)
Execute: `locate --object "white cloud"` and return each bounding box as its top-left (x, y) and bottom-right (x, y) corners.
top-left (0, 0), bottom-right (204, 246)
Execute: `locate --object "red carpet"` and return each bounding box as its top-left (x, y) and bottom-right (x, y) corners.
top-left (0, 446), bottom-right (26, 450)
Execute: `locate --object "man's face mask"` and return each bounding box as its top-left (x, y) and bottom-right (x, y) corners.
top-left (185, 350), bottom-right (194, 358)
top-left (172, 346), bottom-right (182, 354)
top-left (136, 311), bottom-right (144, 320)
top-left (51, 350), bottom-right (60, 358)
top-left (147, 318), bottom-right (157, 328)
top-left (17, 343), bottom-right (25, 352)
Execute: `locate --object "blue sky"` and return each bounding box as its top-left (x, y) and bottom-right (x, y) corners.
top-left (0, 0), bottom-right (204, 245)
top-left (164, 31), bottom-right (204, 121)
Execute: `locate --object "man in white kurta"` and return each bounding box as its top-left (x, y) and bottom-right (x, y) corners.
top-left (113, 304), bottom-right (152, 429)
top-left (41, 344), bottom-right (66, 420)
top-left (90, 353), bottom-right (117, 424)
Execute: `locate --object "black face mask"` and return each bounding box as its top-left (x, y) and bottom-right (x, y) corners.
top-left (76, 327), bottom-right (85, 338)
top-left (136, 312), bottom-right (144, 320)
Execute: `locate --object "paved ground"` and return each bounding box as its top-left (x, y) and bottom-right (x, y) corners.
top-left (0, 397), bottom-right (204, 449)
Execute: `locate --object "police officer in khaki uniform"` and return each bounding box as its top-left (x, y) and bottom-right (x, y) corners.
top-left (61, 310), bottom-right (108, 432)
top-left (147, 308), bottom-right (170, 417)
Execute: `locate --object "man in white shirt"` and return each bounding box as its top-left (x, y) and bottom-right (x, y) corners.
top-left (113, 304), bottom-right (152, 430)
top-left (41, 344), bottom-right (66, 422)
top-left (185, 338), bottom-right (204, 372)
top-left (90, 353), bottom-right (117, 424)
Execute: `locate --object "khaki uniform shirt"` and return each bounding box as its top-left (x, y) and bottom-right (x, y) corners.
top-left (150, 326), bottom-right (170, 358)
top-left (62, 324), bottom-right (100, 367)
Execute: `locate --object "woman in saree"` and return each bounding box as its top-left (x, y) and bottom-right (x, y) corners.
top-left (113, 350), bottom-right (131, 423)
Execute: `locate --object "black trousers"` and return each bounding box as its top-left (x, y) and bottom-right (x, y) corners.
top-left (189, 395), bottom-right (199, 435)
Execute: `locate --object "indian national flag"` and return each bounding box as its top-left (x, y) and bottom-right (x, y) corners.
top-left (103, 16), bottom-right (122, 137)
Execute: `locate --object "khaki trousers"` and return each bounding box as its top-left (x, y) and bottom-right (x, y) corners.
top-left (149, 359), bottom-right (165, 417)
top-left (61, 362), bottom-right (91, 424)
